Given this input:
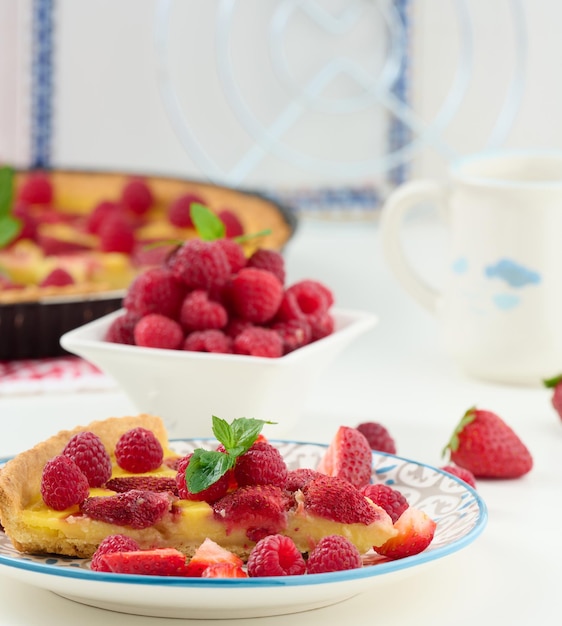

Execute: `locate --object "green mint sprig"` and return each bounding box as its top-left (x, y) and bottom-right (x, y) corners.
top-left (185, 416), bottom-right (274, 493)
top-left (0, 166), bottom-right (22, 248)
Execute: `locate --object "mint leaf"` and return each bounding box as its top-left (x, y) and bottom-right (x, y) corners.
top-left (186, 449), bottom-right (236, 494)
top-left (191, 203), bottom-right (225, 241)
top-left (233, 228), bottom-right (272, 244)
top-left (185, 416), bottom-right (276, 493)
top-left (0, 215), bottom-right (21, 248)
top-left (0, 166), bottom-right (14, 217)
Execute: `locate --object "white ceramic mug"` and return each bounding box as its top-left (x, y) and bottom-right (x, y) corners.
top-left (380, 150), bottom-right (562, 385)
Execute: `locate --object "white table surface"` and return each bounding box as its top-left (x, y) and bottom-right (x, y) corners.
top-left (0, 218), bottom-right (560, 626)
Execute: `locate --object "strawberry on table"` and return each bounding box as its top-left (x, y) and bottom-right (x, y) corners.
top-left (543, 374), bottom-right (562, 422)
top-left (443, 407), bottom-right (533, 479)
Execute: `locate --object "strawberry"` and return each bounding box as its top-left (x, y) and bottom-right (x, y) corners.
top-left (543, 374), bottom-right (562, 421)
top-left (183, 538), bottom-right (244, 577)
top-left (201, 562), bottom-right (248, 578)
top-left (374, 507), bottom-right (436, 560)
top-left (100, 548), bottom-right (188, 576)
top-left (316, 425), bottom-right (372, 489)
top-left (443, 407), bottom-right (533, 479)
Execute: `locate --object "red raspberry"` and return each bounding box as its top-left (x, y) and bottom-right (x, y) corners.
top-left (115, 427), bottom-right (164, 473)
top-left (233, 326), bottom-right (283, 358)
top-left (86, 200), bottom-right (118, 234)
top-left (90, 534), bottom-right (140, 572)
top-left (12, 203), bottom-right (38, 241)
top-left (98, 213), bottom-right (136, 253)
top-left (306, 535), bottom-right (362, 574)
top-left (355, 422), bottom-right (397, 454)
top-left (247, 249), bottom-right (285, 284)
top-left (40, 455), bottom-right (90, 511)
top-left (80, 490), bottom-right (172, 528)
top-left (62, 431), bottom-right (112, 488)
top-left (229, 268), bottom-right (283, 324)
top-left (224, 317), bottom-right (253, 338)
top-left (179, 290), bottom-right (228, 332)
top-left (285, 468), bottom-right (324, 492)
top-left (167, 239), bottom-right (231, 293)
top-left (247, 534), bottom-right (306, 577)
top-left (309, 312), bottom-right (335, 341)
top-left (212, 485), bottom-right (292, 543)
top-left (361, 483), bottom-right (408, 523)
top-left (124, 267), bottom-right (186, 319)
top-left (133, 313), bottom-right (184, 350)
top-left (18, 172), bottom-right (53, 205)
top-left (168, 193), bottom-right (205, 228)
top-left (218, 209), bottom-right (244, 237)
top-left (271, 319), bottom-right (312, 354)
top-left (39, 268), bottom-right (75, 287)
top-left (276, 279), bottom-right (333, 323)
top-left (440, 465), bottom-right (477, 489)
top-left (183, 329), bottom-right (232, 353)
top-left (175, 454), bottom-right (231, 503)
top-left (234, 441), bottom-right (288, 488)
top-left (105, 311), bottom-right (142, 345)
top-left (214, 238), bottom-right (247, 273)
top-left (120, 178), bottom-right (154, 216)
top-left (105, 476), bottom-right (178, 495)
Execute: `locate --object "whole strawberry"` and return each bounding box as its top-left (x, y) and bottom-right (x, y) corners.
top-left (443, 407), bottom-right (533, 479)
top-left (543, 374), bottom-right (562, 422)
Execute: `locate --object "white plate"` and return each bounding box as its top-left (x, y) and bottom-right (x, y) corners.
top-left (0, 439), bottom-right (487, 619)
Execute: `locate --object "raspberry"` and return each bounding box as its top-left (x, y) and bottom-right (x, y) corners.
top-left (306, 535), bottom-right (362, 574)
top-left (39, 268), bottom-right (75, 287)
top-left (271, 319), bottom-right (312, 354)
top-left (224, 317), bottom-right (253, 338)
top-left (247, 534), bottom-right (306, 577)
top-left (356, 422), bottom-right (397, 454)
top-left (18, 172), bottom-right (53, 205)
top-left (440, 465), bottom-right (477, 489)
top-left (214, 238), bottom-right (247, 273)
top-left (361, 483), bottom-right (408, 523)
top-left (302, 476), bottom-right (378, 524)
top-left (104, 311), bottom-right (142, 345)
top-left (234, 441), bottom-right (288, 488)
top-left (168, 193), bottom-right (204, 228)
top-left (212, 485), bottom-right (292, 543)
top-left (276, 279), bottom-right (333, 323)
top-left (86, 200), bottom-right (118, 234)
top-left (179, 290), bottom-right (228, 332)
top-left (218, 209), bottom-right (244, 238)
top-left (124, 267), bottom-right (186, 319)
top-left (40, 455), bottom-right (90, 511)
top-left (115, 427), bottom-right (164, 473)
top-left (99, 213), bottom-right (136, 253)
top-left (133, 313), bottom-right (184, 350)
top-left (285, 468), bottom-right (324, 492)
top-left (167, 239), bottom-right (231, 293)
top-left (229, 268), bottom-right (283, 324)
top-left (309, 312), bottom-right (335, 341)
top-left (90, 534), bottom-right (140, 572)
top-left (12, 203), bottom-right (38, 241)
top-left (120, 178), bottom-right (153, 216)
top-left (105, 476), bottom-right (178, 495)
top-left (62, 431), bottom-right (112, 488)
top-left (80, 490), bottom-right (172, 529)
top-left (183, 329), bottom-right (232, 353)
top-left (233, 326), bottom-right (283, 358)
top-left (247, 249), bottom-right (285, 284)
top-left (175, 454), bottom-right (231, 503)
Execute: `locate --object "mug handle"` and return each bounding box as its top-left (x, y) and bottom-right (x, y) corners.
top-left (379, 180), bottom-right (448, 315)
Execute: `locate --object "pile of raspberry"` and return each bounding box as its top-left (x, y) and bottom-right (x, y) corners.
top-left (105, 238), bottom-right (335, 357)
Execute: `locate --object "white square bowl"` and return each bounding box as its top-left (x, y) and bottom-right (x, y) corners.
top-left (60, 308), bottom-right (377, 438)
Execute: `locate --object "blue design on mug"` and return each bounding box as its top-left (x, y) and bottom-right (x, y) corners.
top-left (452, 257), bottom-right (468, 274)
top-left (492, 293), bottom-right (520, 310)
top-left (484, 258), bottom-right (541, 288)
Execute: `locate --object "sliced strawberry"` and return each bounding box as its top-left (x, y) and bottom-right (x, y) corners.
top-left (201, 562), bottom-right (248, 578)
top-left (100, 548), bottom-right (188, 576)
top-left (183, 538), bottom-right (244, 577)
top-left (373, 507), bottom-right (436, 560)
top-left (316, 425), bottom-right (372, 489)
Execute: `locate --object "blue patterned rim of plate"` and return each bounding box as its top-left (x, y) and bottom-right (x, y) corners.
top-left (0, 438), bottom-right (487, 587)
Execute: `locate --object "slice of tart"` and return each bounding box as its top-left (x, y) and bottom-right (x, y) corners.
top-left (0, 414), bottom-right (396, 560)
